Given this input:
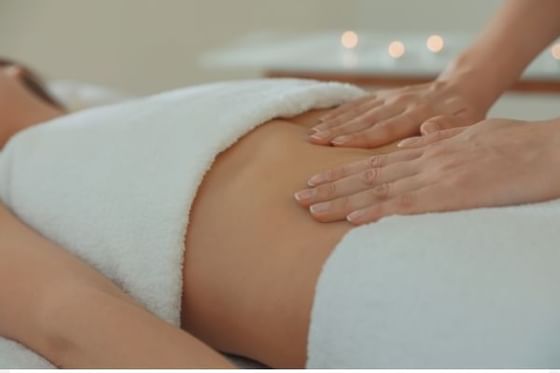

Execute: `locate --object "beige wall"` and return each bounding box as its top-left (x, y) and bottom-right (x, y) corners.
top-left (0, 0), bottom-right (501, 94)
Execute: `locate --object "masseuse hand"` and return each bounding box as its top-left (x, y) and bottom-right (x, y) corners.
top-left (296, 117), bottom-right (560, 224)
top-left (309, 80), bottom-right (487, 148)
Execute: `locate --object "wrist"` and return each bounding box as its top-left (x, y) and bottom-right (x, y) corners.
top-left (437, 49), bottom-right (509, 117)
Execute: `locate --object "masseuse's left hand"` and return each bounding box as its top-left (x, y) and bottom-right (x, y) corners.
top-left (295, 117), bottom-right (560, 225)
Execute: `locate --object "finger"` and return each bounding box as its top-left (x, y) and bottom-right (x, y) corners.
top-left (420, 114), bottom-right (467, 135)
top-left (306, 149), bottom-right (423, 187)
top-left (294, 161), bottom-right (418, 207)
top-left (311, 98), bottom-right (379, 135)
top-left (308, 176), bottom-right (425, 223)
top-left (346, 184), bottom-right (455, 225)
top-left (310, 100), bottom-right (384, 143)
top-left (328, 110), bottom-right (420, 148)
top-left (325, 104), bottom-right (408, 144)
top-left (310, 104), bottom-right (405, 145)
top-left (317, 95), bottom-right (374, 122)
top-left (312, 110), bottom-right (383, 145)
top-left (314, 100), bottom-right (384, 134)
top-left (397, 127), bottom-right (467, 148)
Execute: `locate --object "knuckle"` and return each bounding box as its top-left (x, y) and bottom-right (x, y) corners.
top-left (370, 182), bottom-right (391, 200)
top-left (361, 167), bottom-right (380, 186)
top-left (327, 167), bottom-right (343, 181)
top-left (317, 182), bottom-right (337, 199)
top-left (321, 169), bottom-right (333, 182)
top-left (368, 155), bottom-right (385, 168)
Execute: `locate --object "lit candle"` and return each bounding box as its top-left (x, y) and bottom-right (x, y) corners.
top-left (341, 30), bottom-right (359, 49)
top-left (426, 34), bottom-right (444, 54)
top-left (551, 43), bottom-right (560, 60)
top-left (388, 40), bottom-right (405, 59)
top-left (340, 31), bottom-right (359, 68)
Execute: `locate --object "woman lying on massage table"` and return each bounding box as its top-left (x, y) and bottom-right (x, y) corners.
top-left (2, 47), bottom-right (560, 368)
top-left (4, 61), bottom-right (372, 368)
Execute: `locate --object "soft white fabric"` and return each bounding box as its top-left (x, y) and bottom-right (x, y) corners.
top-left (308, 202), bottom-right (560, 368)
top-left (0, 79), bottom-right (364, 368)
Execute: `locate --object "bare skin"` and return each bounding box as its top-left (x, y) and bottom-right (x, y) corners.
top-left (0, 62), bottom-right (397, 367)
top-left (182, 108), bottom-right (396, 367)
top-left (297, 117), bottom-right (560, 224)
top-left (298, 0), bottom-right (560, 224)
top-left (0, 202), bottom-right (234, 368)
top-left (0, 107), bottom-right (395, 368)
top-left (308, 0), bottom-right (560, 148)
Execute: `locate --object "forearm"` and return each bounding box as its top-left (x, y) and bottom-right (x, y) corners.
top-left (440, 0), bottom-right (560, 112)
top-left (42, 286), bottom-right (233, 368)
top-left (0, 203), bottom-right (232, 368)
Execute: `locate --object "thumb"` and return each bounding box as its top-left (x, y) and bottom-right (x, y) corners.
top-left (397, 126), bottom-right (467, 148)
top-left (420, 114), bottom-right (467, 135)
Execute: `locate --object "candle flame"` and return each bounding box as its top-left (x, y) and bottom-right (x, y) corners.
top-left (551, 43), bottom-right (560, 60)
top-left (426, 34), bottom-right (444, 53)
top-left (388, 41), bottom-right (405, 59)
top-left (341, 31), bottom-right (359, 49)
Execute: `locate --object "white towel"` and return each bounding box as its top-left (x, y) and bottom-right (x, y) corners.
top-left (308, 202), bottom-right (560, 368)
top-left (0, 79), bottom-right (364, 368)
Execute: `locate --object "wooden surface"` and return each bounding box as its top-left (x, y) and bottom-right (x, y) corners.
top-left (265, 70), bottom-right (560, 93)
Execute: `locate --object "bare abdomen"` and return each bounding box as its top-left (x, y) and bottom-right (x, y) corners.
top-left (181, 114), bottom-right (381, 367)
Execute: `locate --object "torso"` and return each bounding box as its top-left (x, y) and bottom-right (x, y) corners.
top-left (182, 109), bottom-right (395, 367)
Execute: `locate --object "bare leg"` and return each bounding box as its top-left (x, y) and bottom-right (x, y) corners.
top-left (0, 203), bottom-right (232, 368)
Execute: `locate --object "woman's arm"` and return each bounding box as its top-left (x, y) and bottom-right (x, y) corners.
top-left (442, 0), bottom-right (560, 115)
top-left (0, 202), bottom-right (233, 368)
top-left (309, 0), bottom-right (560, 147)
top-left (296, 117), bottom-right (560, 224)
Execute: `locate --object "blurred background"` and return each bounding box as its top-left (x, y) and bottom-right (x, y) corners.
top-left (1, 0), bottom-right (559, 118)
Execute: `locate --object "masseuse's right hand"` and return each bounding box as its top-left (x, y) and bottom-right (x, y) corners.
top-left (309, 80), bottom-right (488, 148)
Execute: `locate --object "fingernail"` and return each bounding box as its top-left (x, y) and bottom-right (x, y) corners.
top-left (294, 189), bottom-right (315, 202)
top-left (331, 135), bottom-right (350, 145)
top-left (310, 131), bottom-right (329, 141)
top-left (308, 127), bottom-right (319, 135)
top-left (308, 174), bottom-right (326, 186)
top-left (310, 202), bottom-right (330, 215)
top-left (347, 210), bottom-right (367, 223)
top-left (421, 122), bottom-right (439, 135)
top-left (397, 137), bottom-right (419, 147)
